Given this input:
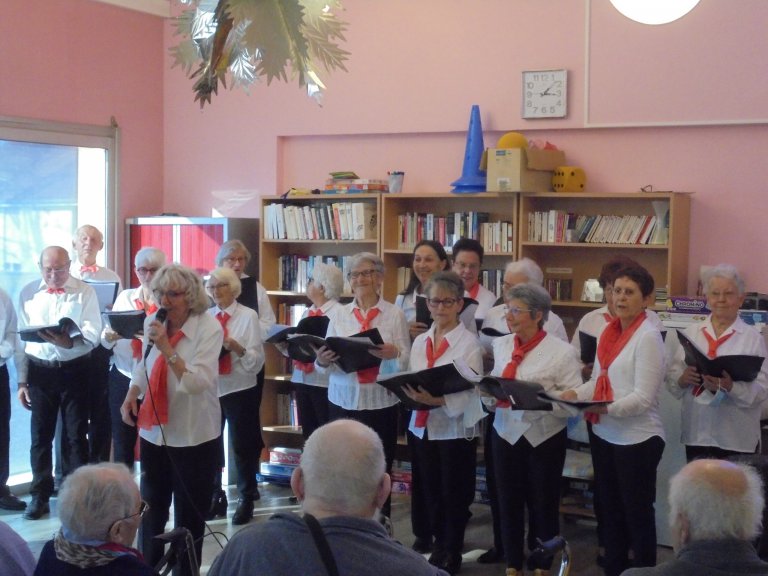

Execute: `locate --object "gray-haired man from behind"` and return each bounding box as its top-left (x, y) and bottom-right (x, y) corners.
top-left (622, 458), bottom-right (768, 576)
top-left (208, 419), bottom-right (448, 576)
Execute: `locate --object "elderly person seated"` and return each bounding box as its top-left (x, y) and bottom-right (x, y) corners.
top-left (34, 462), bottom-right (156, 575)
top-left (622, 458), bottom-right (768, 575)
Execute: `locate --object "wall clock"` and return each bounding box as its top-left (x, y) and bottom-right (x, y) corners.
top-left (522, 69), bottom-right (568, 119)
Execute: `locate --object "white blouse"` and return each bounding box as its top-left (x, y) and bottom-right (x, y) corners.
top-left (480, 303), bottom-right (568, 354)
top-left (666, 316), bottom-right (768, 453)
top-left (101, 287), bottom-right (146, 377)
top-left (208, 301), bottom-right (265, 397)
top-left (320, 298), bottom-right (410, 410)
top-left (571, 317), bottom-right (666, 445)
top-left (131, 312), bottom-right (223, 447)
top-left (491, 332), bottom-right (582, 447)
top-left (407, 323), bottom-right (485, 440)
top-left (290, 299), bottom-right (342, 387)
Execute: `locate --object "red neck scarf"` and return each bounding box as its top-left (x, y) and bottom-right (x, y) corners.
top-left (497, 329), bottom-right (547, 408)
top-left (587, 312), bottom-right (646, 423)
top-left (603, 312), bottom-right (613, 323)
top-left (353, 306), bottom-right (381, 383)
top-left (137, 329), bottom-right (185, 430)
top-left (692, 326), bottom-right (736, 396)
top-left (294, 308), bottom-right (325, 373)
top-left (466, 283), bottom-right (480, 300)
top-left (131, 300), bottom-right (158, 359)
top-left (216, 311), bottom-right (232, 375)
top-left (414, 335), bottom-right (451, 428)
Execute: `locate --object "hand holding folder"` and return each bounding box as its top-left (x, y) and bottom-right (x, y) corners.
top-left (266, 315), bottom-right (331, 363)
top-left (290, 328), bottom-right (384, 373)
top-left (104, 310), bottom-right (146, 339)
top-left (677, 331), bottom-right (764, 382)
top-left (19, 317), bottom-right (83, 344)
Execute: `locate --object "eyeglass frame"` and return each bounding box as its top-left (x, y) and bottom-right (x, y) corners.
top-left (153, 289), bottom-right (186, 300)
top-left (107, 500), bottom-right (150, 535)
top-left (426, 297), bottom-right (460, 308)
top-left (347, 268), bottom-right (379, 280)
top-left (503, 305), bottom-right (534, 316)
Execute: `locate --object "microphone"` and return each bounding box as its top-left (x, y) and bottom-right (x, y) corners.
top-left (143, 308), bottom-right (168, 361)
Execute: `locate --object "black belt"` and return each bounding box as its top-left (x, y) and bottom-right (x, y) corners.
top-left (27, 353), bottom-right (91, 369)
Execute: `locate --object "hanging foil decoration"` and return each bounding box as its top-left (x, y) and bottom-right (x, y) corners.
top-left (171, 0), bottom-right (349, 107)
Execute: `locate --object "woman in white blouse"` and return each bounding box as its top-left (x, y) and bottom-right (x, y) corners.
top-left (489, 283), bottom-right (581, 576)
top-left (561, 263), bottom-right (666, 576)
top-left (668, 264), bottom-right (768, 461)
top-left (394, 240), bottom-right (449, 341)
top-left (120, 264), bottom-right (222, 576)
top-left (289, 262), bottom-right (343, 439)
top-left (315, 252), bottom-right (410, 516)
top-left (206, 267), bottom-right (265, 525)
top-left (101, 246), bottom-right (165, 468)
top-left (402, 271), bottom-right (484, 575)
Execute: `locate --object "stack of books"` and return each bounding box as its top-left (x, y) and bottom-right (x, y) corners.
top-left (258, 447), bottom-right (301, 486)
top-left (527, 210), bottom-right (663, 245)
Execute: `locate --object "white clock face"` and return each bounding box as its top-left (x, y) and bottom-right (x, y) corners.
top-left (522, 69), bottom-right (567, 119)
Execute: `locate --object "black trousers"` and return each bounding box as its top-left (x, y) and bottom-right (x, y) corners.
top-left (590, 433), bottom-right (664, 576)
top-left (0, 364), bottom-right (10, 494)
top-left (686, 444), bottom-right (756, 463)
top-left (215, 385), bottom-right (262, 500)
top-left (328, 402), bottom-right (398, 516)
top-left (139, 437), bottom-right (219, 576)
top-left (483, 410), bottom-right (504, 554)
top-left (28, 357), bottom-right (90, 499)
top-left (493, 428), bottom-right (567, 571)
top-left (293, 383), bottom-right (329, 440)
top-left (108, 366), bottom-right (138, 468)
top-left (409, 430), bottom-right (477, 556)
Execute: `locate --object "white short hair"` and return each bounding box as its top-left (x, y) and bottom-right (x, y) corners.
top-left (669, 459), bottom-right (764, 541)
top-left (702, 264), bottom-right (746, 296)
top-left (505, 257), bottom-right (544, 285)
top-left (300, 420), bottom-right (385, 516)
top-left (311, 262), bottom-right (343, 301)
top-left (58, 463), bottom-right (138, 542)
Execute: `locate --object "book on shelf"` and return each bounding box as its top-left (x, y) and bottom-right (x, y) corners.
top-left (104, 310), bottom-right (146, 339)
top-left (395, 210), bottom-right (510, 252)
top-left (676, 331), bottom-right (764, 382)
top-left (528, 210), bottom-right (662, 245)
top-left (287, 328), bottom-right (384, 373)
top-left (264, 201), bottom-right (377, 241)
top-left (19, 317), bottom-right (83, 343)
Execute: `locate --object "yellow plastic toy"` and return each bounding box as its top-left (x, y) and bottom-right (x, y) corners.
top-left (552, 166), bottom-right (587, 192)
top-left (496, 132), bottom-right (528, 149)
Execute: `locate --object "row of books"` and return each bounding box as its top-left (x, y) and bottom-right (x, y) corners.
top-left (324, 177), bottom-right (388, 193)
top-left (395, 266), bottom-right (504, 298)
top-left (275, 391), bottom-right (300, 427)
top-left (544, 277), bottom-right (573, 301)
top-left (264, 201), bottom-right (377, 241)
top-left (277, 255), bottom-right (351, 293)
top-left (397, 211), bottom-right (513, 252)
top-left (526, 210), bottom-right (667, 245)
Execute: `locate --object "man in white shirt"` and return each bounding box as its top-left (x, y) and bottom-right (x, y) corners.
top-left (16, 246), bottom-right (101, 519)
top-left (61, 225), bottom-right (123, 468)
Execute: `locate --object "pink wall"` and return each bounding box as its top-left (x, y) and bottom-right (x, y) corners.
top-left (162, 0), bottom-right (768, 294)
top-left (1, 0), bottom-right (164, 272)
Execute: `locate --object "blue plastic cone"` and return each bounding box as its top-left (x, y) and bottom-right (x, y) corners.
top-left (451, 104), bottom-right (486, 193)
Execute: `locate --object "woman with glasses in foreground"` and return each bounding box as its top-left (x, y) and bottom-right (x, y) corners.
top-left (35, 463), bottom-right (155, 575)
top-left (561, 263), bottom-right (666, 576)
top-left (120, 264), bottom-right (222, 576)
top-left (401, 271), bottom-right (485, 575)
top-left (489, 283), bottom-right (581, 576)
top-left (315, 252), bottom-right (410, 517)
top-left (101, 247), bottom-right (166, 469)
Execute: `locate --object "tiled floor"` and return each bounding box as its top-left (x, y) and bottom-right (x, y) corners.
top-left (3, 482), bottom-right (672, 575)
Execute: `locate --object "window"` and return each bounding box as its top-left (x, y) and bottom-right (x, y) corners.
top-left (0, 117), bottom-right (117, 486)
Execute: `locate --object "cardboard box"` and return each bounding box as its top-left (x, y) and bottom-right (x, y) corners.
top-left (485, 147), bottom-right (566, 192)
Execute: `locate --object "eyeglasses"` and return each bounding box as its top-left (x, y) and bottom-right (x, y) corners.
top-left (41, 266), bottom-right (69, 275)
top-left (207, 283), bottom-right (229, 291)
top-left (136, 267), bottom-right (159, 275)
top-left (108, 500), bottom-right (149, 534)
top-left (153, 289), bottom-right (185, 300)
top-left (348, 269), bottom-right (377, 280)
top-left (427, 297), bottom-right (459, 308)
top-left (504, 305), bottom-right (533, 315)
top-left (223, 256), bottom-right (247, 264)
top-left (453, 262), bottom-right (480, 272)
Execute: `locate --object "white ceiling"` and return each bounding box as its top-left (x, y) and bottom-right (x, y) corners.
top-left (91, 0), bottom-right (171, 17)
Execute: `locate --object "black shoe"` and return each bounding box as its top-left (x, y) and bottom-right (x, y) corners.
top-left (439, 552), bottom-right (462, 575)
top-left (205, 489), bottom-right (228, 521)
top-left (0, 494), bottom-right (27, 511)
top-left (24, 498), bottom-right (49, 520)
top-left (477, 547), bottom-right (503, 564)
top-left (412, 537), bottom-right (432, 554)
top-left (428, 549), bottom-right (447, 567)
top-left (253, 487), bottom-right (261, 502)
top-left (232, 499), bottom-right (254, 525)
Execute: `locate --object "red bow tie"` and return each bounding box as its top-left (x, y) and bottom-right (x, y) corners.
top-left (46, 288), bottom-right (65, 294)
top-left (80, 265), bottom-right (99, 274)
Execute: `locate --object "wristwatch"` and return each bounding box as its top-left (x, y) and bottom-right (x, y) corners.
top-left (167, 352), bottom-right (179, 365)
